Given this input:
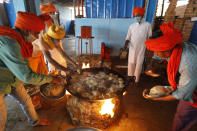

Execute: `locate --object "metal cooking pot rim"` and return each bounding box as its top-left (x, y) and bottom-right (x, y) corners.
top-left (65, 127), bottom-right (102, 131)
top-left (40, 83), bottom-right (66, 100)
top-left (65, 67), bottom-right (129, 101)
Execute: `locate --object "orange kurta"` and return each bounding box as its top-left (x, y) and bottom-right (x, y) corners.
top-left (28, 51), bottom-right (48, 75)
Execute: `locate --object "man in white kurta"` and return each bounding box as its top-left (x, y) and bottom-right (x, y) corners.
top-left (124, 7), bottom-right (152, 85)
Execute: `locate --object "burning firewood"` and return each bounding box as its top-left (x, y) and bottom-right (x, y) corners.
top-left (66, 95), bottom-right (122, 129)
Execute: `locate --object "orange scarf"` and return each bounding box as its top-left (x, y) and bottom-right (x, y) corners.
top-left (0, 25), bottom-right (33, 58)
top-left (167, 44), bottom-right (183, 90)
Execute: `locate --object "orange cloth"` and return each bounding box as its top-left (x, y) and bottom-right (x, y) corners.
top-left (167, 44), bottom-right (183, 90)
top-left (145, 22), bottom-right (183, 52)
top-left (39, 13), bottom-right (53, 27)
top-left (28, 51), bottom-right (48, 75)
top-left (40, 3), bottom-right (56, 14)
top-left (133, 7), bottom-right (145, 16)
top-left (15, 12), bottom-right (45, 32)
top-left (0, 25), bottom-right (33, 58)
top-left (145, 22), bottom-right (183, 90)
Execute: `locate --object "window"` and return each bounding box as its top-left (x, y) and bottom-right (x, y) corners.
top-left (175, 0), bottom-right (189, 18)
top-left (156, 0), bottom-right (170, 17)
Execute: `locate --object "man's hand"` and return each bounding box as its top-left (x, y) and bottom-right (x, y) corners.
top-left (124, 40), bottom-right (130, 50)
top-left (123, 45), bottom-right (127, 50)
top-left (51, 75), bottom-right (62, 84)
top-left (63, 69), bottom-right (71, 75)
top-left (142, 89), bottom-right (176, 101)
top-left (142, 89), bottom-right (155, 100)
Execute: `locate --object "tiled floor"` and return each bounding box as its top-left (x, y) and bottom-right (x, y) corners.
top-left (4, 37), bottom-right (197, 131)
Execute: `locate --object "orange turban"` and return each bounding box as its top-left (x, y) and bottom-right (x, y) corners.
top-left (145, 22), bottom-right (183, 91)
top-left (145, 22), bottom-right (182, 52)
top-left (15, 12), bottom-right (45, 32)
top-left (40, 3), bottom-right (56, 14)
top-left (39, 13), bottom-right (52, 21)
top-left (39, 13), bottom-right (53, 27)
top-left (133, 7), bottom-right (145, 16)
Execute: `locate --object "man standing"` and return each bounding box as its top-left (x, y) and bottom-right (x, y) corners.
top-left (124, 7), bottom-right (152, 86)
top-left (0, 12), bottom-right (62, 131)
top-left (143, 22), bottom-right (197, 131)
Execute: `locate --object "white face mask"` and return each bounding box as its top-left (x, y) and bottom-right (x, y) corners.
top-left (134, 16), bottom-right (142, 22)
top-left (26, 33), bottom-right (37, 42)
top-left (50, 14), bottom-right (56, 19)
top-left (153, 55), bottom-right (169, 62)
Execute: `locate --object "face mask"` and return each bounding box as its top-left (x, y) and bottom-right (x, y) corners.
top-left (153, 55), bottom-right (169, 62)
top-left (26, 33), bottom-right (37, 42)
top-left (162, 57), bottom-right (169, 61)
top-left (51, 38), bottom-right (60, 45)
top-left (50, 14), bottom-right (56, 19)
top-left (134, 17), bottom-right (142, 22)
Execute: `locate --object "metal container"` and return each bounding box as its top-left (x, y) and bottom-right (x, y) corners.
top-left (66, 67), bottom-right (130, 101)
top-left (65, 127), bottom-right (102, 131)
top-left (40, 83), bottom-right (66, 100)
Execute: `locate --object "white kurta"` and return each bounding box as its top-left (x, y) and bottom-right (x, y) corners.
top-left (48, 42), bottom-right (67, 75)
top-left (126, 21), bottom-right (152, 82)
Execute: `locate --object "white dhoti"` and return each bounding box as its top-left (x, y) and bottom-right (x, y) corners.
top-left (126, 21), bottom-right (152, 83)
top-left (128, 45), bottom-right (146, 83)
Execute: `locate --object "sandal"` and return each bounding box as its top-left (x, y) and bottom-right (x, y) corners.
top-left (33, 119), bottom-right (51, 126)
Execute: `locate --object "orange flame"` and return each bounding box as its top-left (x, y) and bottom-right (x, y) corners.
top-left (123, 91), bottom-right (127, 96)
top-left (66, 91), bottom-right (71, 95)
top-left (99, 99), bottom-right (115, 117)
top-left (82, 63), bottom-right (90, 69)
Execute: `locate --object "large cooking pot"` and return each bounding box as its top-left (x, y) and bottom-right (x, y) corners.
top-left (40, 67), bottom-right (131, 100)
top-left (65, 67), bottom-right (130, 100)
top-left (65, 127), bottom-right (102, 131)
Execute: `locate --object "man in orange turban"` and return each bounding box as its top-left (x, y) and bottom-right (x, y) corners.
top-left (41, 25), bottom-right (78, 75)
top-left (143, 22), bottom-right (197, 131)
top-left (133, 7), bottom-right (145, 16)
top-left (40, 3), bottom-right (56, 14)
top-left (123, 7), bottom-right (152, 86)
top-left (40, 3), bottom-right (59, 27)
top-left (0, 12), bottom-right (63, 130)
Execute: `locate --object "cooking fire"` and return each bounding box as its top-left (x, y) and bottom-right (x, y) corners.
top-left (82, 62), bottom-right (90, 69)
top-left (99, 99), bottom-right (115, 118)
top-left (66, 68), bottom-right (127, 129)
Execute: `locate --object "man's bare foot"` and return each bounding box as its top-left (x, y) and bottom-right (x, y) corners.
top-left (33, 119), bottom-right (51, 126)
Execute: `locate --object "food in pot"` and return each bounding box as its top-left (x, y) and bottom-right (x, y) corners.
top-left (69, 71), bottom-right (125, 99)
top-left (149, 85), bottom-right (172, 96)
top-left (42, 84), bottom-right (64, 97)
